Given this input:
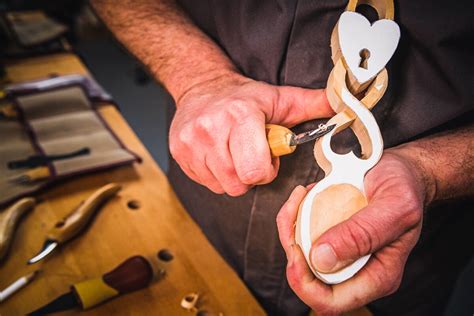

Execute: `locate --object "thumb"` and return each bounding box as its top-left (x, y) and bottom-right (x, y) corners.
top-left (310, 197), bottom-right (420, 274)
top-left (271, 86), bottom-right (334, 126)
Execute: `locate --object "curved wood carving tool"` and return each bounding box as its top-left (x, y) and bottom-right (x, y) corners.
top-left (0, 197), bottom-right (36, 261)
top-left (27, 183), bottom-right (121, 264)
top-left (265, 123), bottom-right (336, 157)
top-left (8, 166), bottom-right (51, 184)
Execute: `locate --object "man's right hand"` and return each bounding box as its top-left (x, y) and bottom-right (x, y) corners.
top-left (169, 73), bottom-right (333, 196)
top-left (91, 0), bottom-right (332, 196)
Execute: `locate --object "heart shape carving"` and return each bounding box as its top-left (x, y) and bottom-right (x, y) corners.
top-left (338, 11), bottom-right (400, 84)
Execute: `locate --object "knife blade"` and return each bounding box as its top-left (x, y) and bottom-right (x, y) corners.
top-left (266, 123), bottom-right (336, 157)
top-left (27, 183), bottom-right (121, 264)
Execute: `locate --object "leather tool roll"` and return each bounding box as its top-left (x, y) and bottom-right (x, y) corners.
top-left (0, 81), bottom-right (139, 207)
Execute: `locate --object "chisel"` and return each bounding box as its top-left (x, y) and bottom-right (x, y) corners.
top-left (27, 183), bottom-right (121, 264)
top-left (27, 256), bottom-right (157, 315)
top-left (266, 123), bottom-right (336, 157)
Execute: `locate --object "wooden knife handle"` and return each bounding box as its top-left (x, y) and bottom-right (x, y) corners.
top-left (47, 183), bottom-right (121, 243)
top-left (0, 198), bottom-right (36, 261)
top-left (26, 166), bottom-right (51, 181)
top-left (0, 103), bottom-right (17, 118)
top-left (265, 124), bottom-right (296, 157)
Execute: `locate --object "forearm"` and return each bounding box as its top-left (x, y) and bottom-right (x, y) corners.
top-left (389, 124), bottom-right (474, 204)
top-left (90, 0), bottom-right (241, 103)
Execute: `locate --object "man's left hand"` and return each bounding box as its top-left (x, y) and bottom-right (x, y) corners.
top-left (276, 151), bottom-right (427, 315)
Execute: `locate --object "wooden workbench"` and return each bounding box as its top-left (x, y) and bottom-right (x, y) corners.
top-left (0, 53), bottom-right (265, 315)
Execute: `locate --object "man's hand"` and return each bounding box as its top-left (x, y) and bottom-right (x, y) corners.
top-left (91, 0), bottom-right (334, 196)
top-left (170, 73), bottom-right (333, 196)
top-left (276, 151), bottom-right (426, 315)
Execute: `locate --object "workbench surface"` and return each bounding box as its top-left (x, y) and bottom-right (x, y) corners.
top-left (0, 53), bottom-right (265, 315)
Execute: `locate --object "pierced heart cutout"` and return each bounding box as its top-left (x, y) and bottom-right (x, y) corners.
top-left (338, 11), bottom-right (400, 84)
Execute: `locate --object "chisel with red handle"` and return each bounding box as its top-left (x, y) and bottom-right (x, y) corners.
top-left (27, 256), bottom-right (158, 315)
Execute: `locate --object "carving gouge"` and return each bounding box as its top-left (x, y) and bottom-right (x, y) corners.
top-left (27, 183), bottom-right (121, 264)
top-left (0, 198), bottom-right (36, 261)
top-left (27, 256), bottom-right (158, 315)
top-left (265, 123), bottom-right (336, 157)
top-left (0, 103), bottom-right (17, 118)
top-left (8, 166), bottom-right (51, 184)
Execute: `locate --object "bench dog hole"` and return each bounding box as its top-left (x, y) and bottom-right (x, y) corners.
top-left (127, 199), bottom-right (141, 210)
top-left (158, 249), bottom-right (174, 262)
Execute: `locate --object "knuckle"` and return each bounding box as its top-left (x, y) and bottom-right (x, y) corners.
top-left (240, 169), bottom-right (266, 184)
top-left (226, 185), bottom-right (249, 197)
top-left (341, 218), bottom-right (376, 256)
top-left (226, 99), bottom-right (254, 120)
top-left (177, 125), bottom-right (194, 145)
top-left (202, 181), bottom-right (224, 194)
top-left (258, 168), bottom-right (277, 184)
top-left (398, 194), bottom-right (423, 228)
top-left (402, 206), bottom-right (423, 228)
top-left (220, 164), bottom-right (236, 177)
top-left (194, 115), bottom-right (214, 133)
top-left (209, 186), bottom-right (225, 195)
top-left (400, 188), bottom-right (422, 210)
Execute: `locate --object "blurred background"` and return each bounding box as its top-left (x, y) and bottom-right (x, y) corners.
top-left (0, 0), bottom-right (173, 171)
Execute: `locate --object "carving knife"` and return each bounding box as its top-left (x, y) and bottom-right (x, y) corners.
top-left (27, 256), bottom-right (161, 315)
top-left (27, 183), bottom-right (121, 265)
top-left (266, 123), bottom-right (336, 157)
top-left (0, 197), bottom-right (36, 261)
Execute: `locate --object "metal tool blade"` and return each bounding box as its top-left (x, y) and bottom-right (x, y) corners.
top-left (291, 124), bottom-right (336, 146)
top-left (27, 239), bottom-right (58, 264)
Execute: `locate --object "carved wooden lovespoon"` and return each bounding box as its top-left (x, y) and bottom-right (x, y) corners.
top-left (295, 0), bottom-right (400, 284)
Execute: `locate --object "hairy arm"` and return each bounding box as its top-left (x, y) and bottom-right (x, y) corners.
top-left (90, 0), bottom-right (333, 196)
top-left (391, 123), bottom-right (474, 205)
top-left (90, 0), bottom-right (240, 103)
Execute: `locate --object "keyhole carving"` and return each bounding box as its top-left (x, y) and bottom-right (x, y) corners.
top-left (359, 48), bottom-right (371, 69)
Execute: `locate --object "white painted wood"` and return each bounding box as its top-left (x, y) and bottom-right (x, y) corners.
top-left (297, 87), bottom-right (384, 284)
top-left (338, 11), bottom-right (400, 84)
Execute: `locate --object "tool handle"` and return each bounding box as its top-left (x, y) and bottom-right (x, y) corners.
top-left (72, 256), bottom-right (154, 309)
top-left (47, 183), bottom-right (121, 243)
top-left (26, 166), bottom-right (51, 181)
top-left (0, 198), bottom-right (36, 261)
top-left (265, 124), bottom-right (296, 157)
top-left (0, 103), bottom-right (17, 118)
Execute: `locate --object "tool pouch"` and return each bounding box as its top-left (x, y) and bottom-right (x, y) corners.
top-left (0, 80), bottom-right (140, 207)
top-left (0, 11), bottom-right (69, 57)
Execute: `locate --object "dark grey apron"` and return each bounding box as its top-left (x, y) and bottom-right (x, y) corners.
top-left (169, 1), bottom-right (474, 315)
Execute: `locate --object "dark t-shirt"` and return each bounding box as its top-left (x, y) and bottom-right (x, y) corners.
top-left (177, 0), bottom-right (473, 146)
top-left (169, 1), bottom-right (474, 315)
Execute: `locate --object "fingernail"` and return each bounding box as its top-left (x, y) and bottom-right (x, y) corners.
top-left (312, 243), bottom-right (337, 272)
